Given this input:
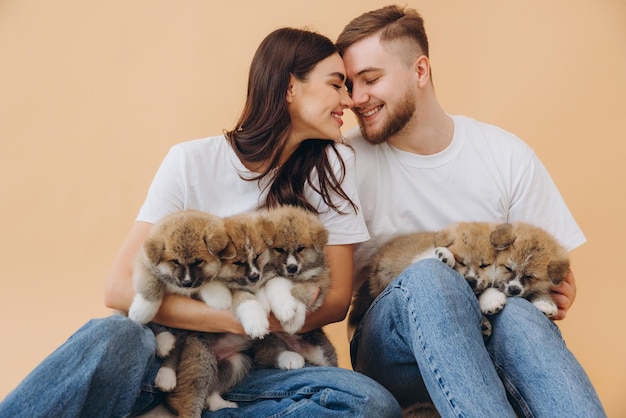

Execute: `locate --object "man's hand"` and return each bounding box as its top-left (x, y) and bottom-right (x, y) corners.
top-left (550, 269), bottom-right (577, 320)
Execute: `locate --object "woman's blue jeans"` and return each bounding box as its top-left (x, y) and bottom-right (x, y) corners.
top-left (0, 315), bottom-right (401, 418)
top-left (351, 259), bottom-right (606, 418)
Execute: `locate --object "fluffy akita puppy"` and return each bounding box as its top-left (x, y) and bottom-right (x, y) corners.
top-left (128, 209), bottom-right (230, 324)
top-left (482, 222), bottom-right (570, 318)
top-left (349, 222), bottom-right (501, 336)
top-left (127, 209), bottom-right (252, 416)
top-left (215, 211), bottom-right (275, 339)
top-left (253, 205), bottom-right (337, 370)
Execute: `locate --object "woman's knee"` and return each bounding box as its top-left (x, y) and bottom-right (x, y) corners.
top-left (83, 315), bottom-right (156, 355)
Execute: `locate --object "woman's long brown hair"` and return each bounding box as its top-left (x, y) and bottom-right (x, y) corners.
top-left (224, 28), bottom-right (357, 214)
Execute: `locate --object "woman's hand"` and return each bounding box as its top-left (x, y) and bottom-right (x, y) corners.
top-left (550, 269), bottom-right (577, 320)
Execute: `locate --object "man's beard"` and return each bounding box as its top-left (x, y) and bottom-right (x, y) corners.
top-left (358, 90), bottom-right (416, 144)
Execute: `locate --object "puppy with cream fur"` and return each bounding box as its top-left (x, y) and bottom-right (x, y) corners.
top-left (349, 222), bottom-right (500, 335)
top-left (253, 205), bottom-right (337, 370)
top-left (481, 222), bottom-right (570, 318)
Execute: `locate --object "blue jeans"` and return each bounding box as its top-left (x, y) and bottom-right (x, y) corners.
top-left (350, 259), bottom-right (606, 418)
top-left (0, 315), bottom-right (400, 418)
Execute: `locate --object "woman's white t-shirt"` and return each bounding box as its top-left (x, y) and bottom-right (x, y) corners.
top-left (136, 135), bottom-right (369, 246)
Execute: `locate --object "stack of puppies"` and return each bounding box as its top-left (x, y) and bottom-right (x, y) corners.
top-left (349, 221), bottom-right (570, 338)
top-left (128, 206), bottom-right (336, 418)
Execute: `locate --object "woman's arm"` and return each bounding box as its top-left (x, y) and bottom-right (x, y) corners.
top-left (104, 221), bottom-right (246, 334)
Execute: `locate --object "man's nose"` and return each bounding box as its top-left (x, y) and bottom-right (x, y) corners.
top-left (349, 85), bottom-right (367, 108)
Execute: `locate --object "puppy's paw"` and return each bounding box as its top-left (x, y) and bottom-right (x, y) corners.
top-left (154, 366), bottom-right (176, 392)
top-left (434, 247), bottom-right (455, 268)
top-left (280, 301), bottom-right (307, 335)
top-left (272, 298), bottom-right (300, 324)
top-left (479, 287), bottom-right (507, 315)
top-left (236, 300), bottom-right (270, 339)
top-left (154, 331), bottom-right (176, 358)
top-left (264, 277), bottom-right (299, 323)
top-left (277, 351), bottom-right (305, 370)
top-left (533, 299), bottom-right (558, 317)
top-left (199, 281), bottom-right (233, 310)
top-left (207, 392), bottom-right (238, 411)
top-left (128, 295), bottom-right (160, 324)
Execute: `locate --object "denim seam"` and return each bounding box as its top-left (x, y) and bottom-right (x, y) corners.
top-left (489, 354), bottom-right (534, 418)
top-left (225, 388), bottom-right (319, 402)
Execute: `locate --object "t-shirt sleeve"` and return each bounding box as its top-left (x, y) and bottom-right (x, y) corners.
top-left (315, 144), bottom-right (370, 246)
top-left (135, 145), bottom-right (186, 224)
top-left (508, 150), bottom-right (586, 251)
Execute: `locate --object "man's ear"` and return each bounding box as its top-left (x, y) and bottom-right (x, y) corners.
top-left (415, 55), bottom-right (430, 88)
top-left (286, 74), bottom-right (297, 103)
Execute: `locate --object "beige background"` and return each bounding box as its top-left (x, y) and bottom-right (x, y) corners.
top-left (1, 1), bottom-right (624, 415)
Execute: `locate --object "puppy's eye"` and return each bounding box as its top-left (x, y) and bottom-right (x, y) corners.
top-left (274, 248), bottom-right (285, 253)
top-left (505, 266), bottom-right (513, 272)
top-left (234, 261), bottom-right (246, 266)
top-left (170, 260), bottom-right (180, 266)
top-left (480, 263), bottom-right (491, 269)
top-left (191, 259), bottom-right (204, 267)
top-left (456, 259), bottom-right (465, 267)
top-left (296, 247), bottom-right (304, 253)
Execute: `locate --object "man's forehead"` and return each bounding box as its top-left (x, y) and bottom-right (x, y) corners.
top-left (342, 35), bottom-right (386, 74)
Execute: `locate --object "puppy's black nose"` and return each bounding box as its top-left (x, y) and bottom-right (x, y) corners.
top-left (248, 272), bottom-right (260, 283)
top-left (508, 286), bottom-right (521, 296)
top-left (287, 264), bottom-right (298, 274)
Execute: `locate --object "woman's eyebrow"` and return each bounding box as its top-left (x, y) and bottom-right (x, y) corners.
top-left (328, 72), bottom-right (346, 82)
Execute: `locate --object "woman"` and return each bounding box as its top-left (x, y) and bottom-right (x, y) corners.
top-left (0, 28), bottom-right (401, 417)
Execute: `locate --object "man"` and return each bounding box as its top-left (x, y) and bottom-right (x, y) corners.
top-left (337, 5), bottom-right (606, 417)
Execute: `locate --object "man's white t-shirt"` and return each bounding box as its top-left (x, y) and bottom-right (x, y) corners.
top-left (345, 115), bottom-right (586, 282)
top-left (136, 135), bottom-right (370, 246)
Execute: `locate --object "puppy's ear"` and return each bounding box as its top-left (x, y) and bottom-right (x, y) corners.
top-left (257, 215), bottom-right (275, 246)
top-left (204, 221), bottom-right (229, 255)
top-left (312, 222), bottom-right (329, 253)
top-left (218, 241), bottom-right (236, 260)
top-left (491, 223), bottom-right (516, 250)
top-left (547, 259), bottom-right (571, 284)
top-left (144, 235), bottom-right (165, 265)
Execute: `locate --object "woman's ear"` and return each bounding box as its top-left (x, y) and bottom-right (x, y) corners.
top-left (286, 74), bottom-right (297, 103)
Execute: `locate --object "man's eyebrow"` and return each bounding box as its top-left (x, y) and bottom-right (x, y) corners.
top-left (355, 67), bottom-right (382, 77)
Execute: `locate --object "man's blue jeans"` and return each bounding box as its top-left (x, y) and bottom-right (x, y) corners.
top-left (351, 258), bottom-right (606, 417)
top-left (0, 315), bottom-right (401, 417)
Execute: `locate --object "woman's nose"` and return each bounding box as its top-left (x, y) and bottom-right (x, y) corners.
top-left (341, 90), bottom-right (353, 109)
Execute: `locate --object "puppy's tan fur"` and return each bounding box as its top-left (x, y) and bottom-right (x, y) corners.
top-left (482, 222), bottom-right (570, 317)
top-left (349, 222), bottom-right (500, 332)
top-left (253, 206), bottom-right (337, 370)
top-left (350, 221), bottom-right (570, 340)
top-left (129, 209), bottom-right (229, 324)
top-left (215, 211), bottom-right (275, 339)
top-left (162, 211), bottom-right (275, 417)
top-left (127, 209), bottom-right (253, 417)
